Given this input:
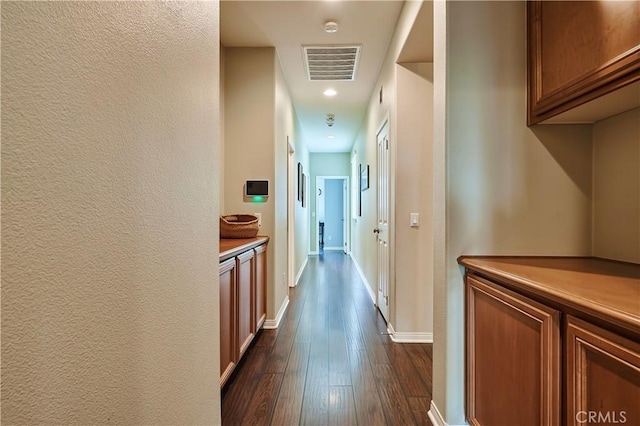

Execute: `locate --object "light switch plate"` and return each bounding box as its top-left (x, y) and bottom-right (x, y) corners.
top-left (411, 213), bottom-right (419, 227)
top-left (254, 213), bottom-right (262, 226)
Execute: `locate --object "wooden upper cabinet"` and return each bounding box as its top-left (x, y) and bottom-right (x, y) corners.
top-left (527, 0), bottom-right (640, 125)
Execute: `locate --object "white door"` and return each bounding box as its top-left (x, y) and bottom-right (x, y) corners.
top-left (375, 121), bottom-right (390, 322)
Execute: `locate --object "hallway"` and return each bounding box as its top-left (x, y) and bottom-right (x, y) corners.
top-left (221, 252), bottom-right (433, 425)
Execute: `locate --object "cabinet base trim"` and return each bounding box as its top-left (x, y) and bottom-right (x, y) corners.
top-left (294, 257), bottom-right (308, 287)
top-left (350, 253), bottom-right (376, 304)
top-left (263, 296), bottom-right (289, 329)
top-left (388, 323), bottom-right (433, 343)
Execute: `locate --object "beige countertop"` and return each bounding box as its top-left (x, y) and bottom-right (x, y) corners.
top-left (458, 256), bottom-right (640, 338)
top-left (219, 236), bottom-right (269, 262)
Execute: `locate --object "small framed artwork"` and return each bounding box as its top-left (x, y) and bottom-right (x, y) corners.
top-left (302, 173), bottom-right (307, 207)
top-left (358, 164), bottom-right (362, 216)
top-left (297, 162), bottom-right (303, 202)
top-left (360, 164), bottom-right (369, 191)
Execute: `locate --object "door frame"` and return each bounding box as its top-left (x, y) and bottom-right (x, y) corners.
top-left (315, 175), bottom-right (350, 254)
top-left (375, 116), bottom-right (391, 322)
top-left (287, 138), bottom-right (296, 287)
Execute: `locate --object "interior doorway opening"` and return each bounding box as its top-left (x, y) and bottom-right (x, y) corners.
top-left (315, 176), bottom-right (349, 255)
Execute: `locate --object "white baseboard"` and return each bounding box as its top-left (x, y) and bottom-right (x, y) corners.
top-left (387, 323), bottom-right (433, 343)
top-left (263, 296), bottom-right (289, 329)
top-left (349, 254), bottom-right (376, 304)
top-left (427, 400), bottom-right (468, 426)
top-left (308, 251), bottom-right (318, 256)
top-left (324, 246), bottom-right (344, 251)
top-left (293, 257), bottom-right (308, 287)
top-left (428, 401), bottom-right (446, 426)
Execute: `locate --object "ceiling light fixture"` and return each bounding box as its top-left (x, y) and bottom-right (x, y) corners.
top-left (323, 88), bottom-right (337, 97)
top-left (324, 21), bottom-right (338, 33)
top-left (327, 135), bottom-right (336, 139)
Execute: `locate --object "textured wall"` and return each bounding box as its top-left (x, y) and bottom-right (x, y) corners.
top-left (294, 120), bottom-right (311, 282)
top-left (349, 0), bottom-right (424, 326)
top-left (395, 62), bottom-right (434, 335)
top-left (2, 2), bottom-right (221, 424)
top-left (274, 55), bottom-right (297, 305)
top-left (433, 2), bottom-right (593, 423)
top-left (593, 108), bottom-right (640, 263)
top-left (223, 47), bottom-right (279, 314)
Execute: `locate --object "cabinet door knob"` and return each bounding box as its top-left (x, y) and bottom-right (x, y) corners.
top-left (373, 228), bottom-right (380, 234)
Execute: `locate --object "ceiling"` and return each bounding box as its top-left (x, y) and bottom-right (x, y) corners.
top-left (220, 1), bottom-right (406, 153)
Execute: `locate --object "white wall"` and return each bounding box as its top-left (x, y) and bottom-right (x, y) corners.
top-left (351, 0), bottom-right (424, 299)
top-left (294, 123), bottom-right (311, 282)
top-left (432, 1), bottom-right (593, 423)
top-left (224, 47), bottom-right (298, 318)
top-left (224, 47), bottom-right (278, 314)
top-left (275, 55), bottom-right (298, 304)
top-left (324, 179), bottom-right (345, 249)
top-left (309, 153), bottom-right (351, 251)
top-left (395, 62), bottom-right (434, 335)
top-left (2, 2), bottom-right (221, 424)
top-left (220, 47), bottom-right (226, 214)
top-left (593, 108), bottom-right (640, 263)
top-left (349, 1), bottom-right (428, 334)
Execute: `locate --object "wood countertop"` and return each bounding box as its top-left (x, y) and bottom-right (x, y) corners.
top-left (458, 256), bottom-right (640, 338)
top-left (220, 236), bottom-right (269, 262)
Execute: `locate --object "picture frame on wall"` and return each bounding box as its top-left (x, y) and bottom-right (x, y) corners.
top-left (297, 162), bottom-right (303, 202)
top-left (360, 164), bottom-right (369, 191)
top-left (358, 164), bottom-right (362, 216)
top-left (301, 173), bottom-right (307, 207)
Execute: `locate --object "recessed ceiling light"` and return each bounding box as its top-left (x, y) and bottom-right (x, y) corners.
top-left (324, 21), bottom-right (338, 33)
top-left (327, 135), bottom-right (335, 139)
top-left (323, 88), bottom-right (337, 97)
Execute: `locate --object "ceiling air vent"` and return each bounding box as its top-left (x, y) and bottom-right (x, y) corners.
top-left (303, 45), bottom-right (361, 81)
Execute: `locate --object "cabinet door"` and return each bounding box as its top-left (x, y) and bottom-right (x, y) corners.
top-left (466, 275), bottom-right (560, 426)
top-left (254, 244), bottom-right (267, 331)
top-left (237, 250), bottom-right (255, 358)
top-left (527, 1), bottom-right (640, 124)
top-left (565, 315), bottom-right (640, 426)
top-left (219, 258), bottom-right (236, 387)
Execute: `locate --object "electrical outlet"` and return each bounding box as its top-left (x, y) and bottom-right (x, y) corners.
top-left (282, 272), bottom-right (287, 287)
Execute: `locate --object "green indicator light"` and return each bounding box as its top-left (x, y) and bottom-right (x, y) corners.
top-left (252, 196), bottom-right (265, 202)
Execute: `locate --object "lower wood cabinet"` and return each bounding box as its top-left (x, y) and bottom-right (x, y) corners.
top-left (218, 238), bottom-right (268, 388)
top-left (219, 258), bottom-right (237, 387)
top-left (463, 261), bottom-right (640, 426)
top-left (254, 244), bottom-right (267, 331)
top-left (466, 275), bottom-right (561, 426)
top-left (565, 315), bottom-right (640, 426)
top-left (237, 250), bottom-right (255, 358)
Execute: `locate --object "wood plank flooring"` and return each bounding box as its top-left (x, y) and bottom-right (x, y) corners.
top-left (221, 252), bottom-right (433, 426)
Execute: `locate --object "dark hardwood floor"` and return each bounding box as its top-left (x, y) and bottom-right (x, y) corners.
top-left (221, 252), bottom-right (433, 425)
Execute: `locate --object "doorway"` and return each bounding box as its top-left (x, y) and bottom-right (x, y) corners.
top-left (315, 176), bottom-right (349, 255)
top-left (376, 120), bottom-right (390, 322)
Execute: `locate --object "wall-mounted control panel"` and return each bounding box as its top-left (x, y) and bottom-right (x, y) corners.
top-left (244, 180), bottom-right (268, 202)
